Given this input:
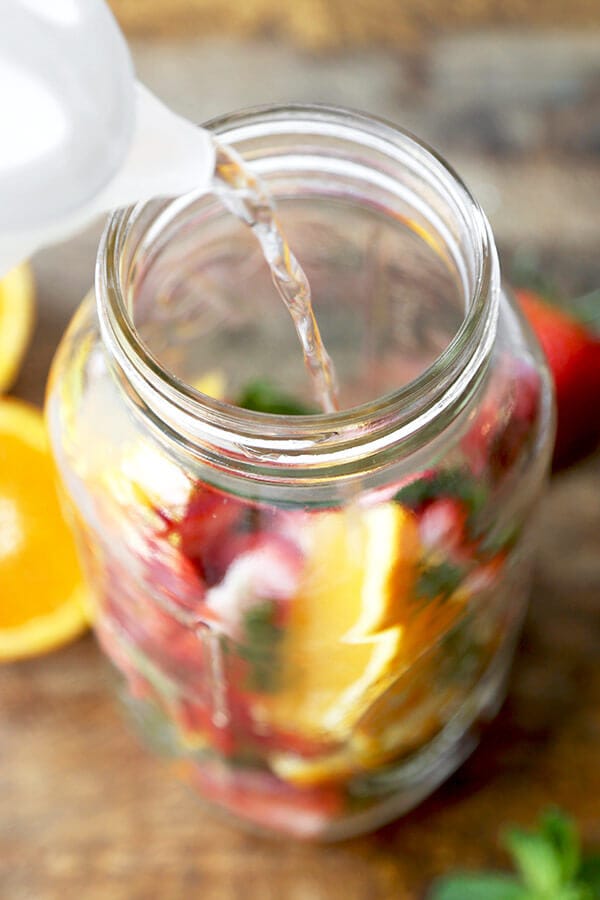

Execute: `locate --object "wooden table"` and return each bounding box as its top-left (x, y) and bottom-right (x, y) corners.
top-left (2, 31), bottom-right (600, 899)
top-left (2, 455), bottom-right (599, 899)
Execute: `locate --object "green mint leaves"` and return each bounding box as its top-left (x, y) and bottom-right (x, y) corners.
top-left (394, 468), bottom-right (487, 527)
top-left (415, 560), bottom-right (465, 603)
top-left (579, 859), bottom-right (600, 897)
top-left (508, 809), bottom-right (580, 889)
top-left (431, 874), bottom-right (529, 900)
top-left (237, 379), bottom-right (316, 416)
top-left (430, 810), bottom-right (600, 900)
top-left (238, 600), bottom-right (283, 693)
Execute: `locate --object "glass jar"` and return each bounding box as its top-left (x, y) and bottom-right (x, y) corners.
top-left (46, 106), bottom-right (554, 840)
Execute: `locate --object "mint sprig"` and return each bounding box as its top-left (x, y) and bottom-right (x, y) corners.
top-left (394, 468), bottom-right (486, 516)
top-left (237, 379), bottom-right (316, 415)
top-left (431, 874), bottom-right (529, 900)
top-left (238, 600), bottom-right (283, 693)
top-left (415, 560), bottom-right (465, 604)
top-left (579, 858), bottom-right (600, 897)
top-left (430, 810), bottom-right (600, 900)
top-left (393, 467), bottom-right (487, 538)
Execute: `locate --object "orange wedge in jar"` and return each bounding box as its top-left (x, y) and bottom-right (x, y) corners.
top-left (0, 263), bottom-right (35, 394)
top-left (263, 501), bottom-right (478, 787)
top-left (0, 399), bottom-right (88, 662)
top-left (258, 503), bottom-right (421, 747)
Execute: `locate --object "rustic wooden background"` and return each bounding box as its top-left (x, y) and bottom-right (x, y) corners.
top-left (1, 25), bottom-right (599, 900)
top-left (108, 0), bottom-right (600, 48)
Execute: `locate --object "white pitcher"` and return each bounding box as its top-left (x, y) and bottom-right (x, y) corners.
top-left (0, 0), bottom-right (216, 275)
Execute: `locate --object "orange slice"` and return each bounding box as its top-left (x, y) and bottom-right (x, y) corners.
top-left (258, 503), bottom-right (421, 744)
top-left (0, 263), bottom-right (35, 393)
top-left (0, 399), bottom-right (88, 661)
top-left (344, 502), bottom-right (422, 640)
top-left (100, 370), bottom-right (227, 519)
top-left (192, 369), bottom-right (226, 400)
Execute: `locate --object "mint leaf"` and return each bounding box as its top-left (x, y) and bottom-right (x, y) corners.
top-left (503, 826), bottom-right (564, 894)
top-left (416, 560), bottom-right (465, 603)
top-left (428, 811), bottom-right (598, 900)
top-left (238, 601), bottom-right (283, 692)
top-left (394, 468), bottom-right (487, 534)
top-left (429, 873), bottom-right (529, 900)
top-left (439, 616), bottom-right (482, 684)
top-left (541, 809), bottom-right (581, 883)
top-left (237, 379), bottom-right (315, 415)
top-left (479, 522), bottom-right (522, 558)
top-left (579, 856), bottom-right (600, 898)
top-left (548, 889), bottom-right (593, 900)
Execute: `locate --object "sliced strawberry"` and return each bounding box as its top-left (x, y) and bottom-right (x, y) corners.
top-left (141, 536), bottom-right (207, 613)
top-left (462, 554), bottom-right (506, 594)
top-left (96, 556), bottom-right (209, 685)
top-left (488, 362), bottom-right (541, 477)
top-left (461, 358), bottom-right (541, 479)
top-left (417, 497), bottom-right (468, 555)
top-left (176, 484), bottom-right (293, 587)
top-left (178, 698), bottom-right (239, 756)
top-left (177, 485), bottom-right (250, 585)
top-left (205, 533), bottom-right (303, 640)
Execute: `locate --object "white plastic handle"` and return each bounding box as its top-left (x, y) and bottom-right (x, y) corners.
top-left (0, 1), bottom-right (216, 276)
top-left (0, 0), bottom-right (135, 232)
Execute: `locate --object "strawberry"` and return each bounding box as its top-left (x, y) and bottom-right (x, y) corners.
top-left (417, 497), bottom-right (468, 556)
top-left (515, 287), bottom-right (600, 468)
top-left (186, 760), bottom-right (343, 837)
top-left (461, 358), bottom-right (541, 479)
top-left (176, 483), bottom-right (294, 587)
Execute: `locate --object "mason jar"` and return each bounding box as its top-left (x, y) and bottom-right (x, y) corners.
top-left (46, 105), bottom-right (554, 840)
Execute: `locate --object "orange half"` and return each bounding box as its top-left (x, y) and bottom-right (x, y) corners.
top-left (0, 399), bottom-right (88, 661)
top-left (259, 504), bottom-right (421, 742)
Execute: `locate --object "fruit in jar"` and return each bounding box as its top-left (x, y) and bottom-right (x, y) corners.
top-left (86, 366), bottom-right (523, 827)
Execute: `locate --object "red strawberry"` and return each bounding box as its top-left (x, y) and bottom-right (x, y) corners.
top-left (185, 760), bottom-right (343, 837)
top-left (461, 356), bottom-right (541, 479)
top-left (176, 484), bottom-right (292, 587)
top-left (418, 497), bottom-right (468, 555)
top-left (515, 288), bottom-right (600, 468)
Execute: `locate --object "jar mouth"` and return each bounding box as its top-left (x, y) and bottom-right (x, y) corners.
top-left (97, 103), bottom-right (499, 479)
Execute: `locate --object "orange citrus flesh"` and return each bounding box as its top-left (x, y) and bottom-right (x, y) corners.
top-left (258, 503), bottom-right (422, 741)
top-left (0, 399), bottom-right (88, 661)
top-left (263, 502), bottom-right (474, 786)
top-left (0, 263), bottom-right (35, 394)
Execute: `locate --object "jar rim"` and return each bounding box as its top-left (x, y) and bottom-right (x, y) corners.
top-left (96, 103), bottom-right (499, 480)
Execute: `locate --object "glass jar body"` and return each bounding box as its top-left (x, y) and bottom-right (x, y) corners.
top-left (47, 109), bottom-right (554, 839)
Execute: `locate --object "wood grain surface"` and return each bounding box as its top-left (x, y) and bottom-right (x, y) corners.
top-left (107, 0), bottom-right (600, 49)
